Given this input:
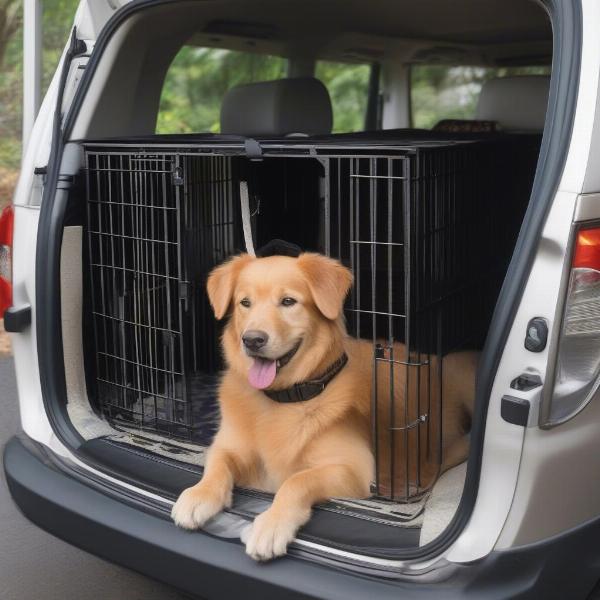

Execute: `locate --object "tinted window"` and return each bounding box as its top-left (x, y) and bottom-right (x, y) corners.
top-left (315, 60), bottom-right (372, 133)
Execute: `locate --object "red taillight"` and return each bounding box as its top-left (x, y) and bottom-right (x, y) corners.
top-left (0, 205), bottom-right (14, 317)
top-left (545, 224), bottom-right (600, 425)
top-left (572, 227), bottom-right (600, 270)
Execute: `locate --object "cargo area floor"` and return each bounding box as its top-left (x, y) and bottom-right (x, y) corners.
top-left (76, 432), bottom-right (466, 556)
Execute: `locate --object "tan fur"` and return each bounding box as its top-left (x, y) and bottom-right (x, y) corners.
top-left (171, 253), bottom-right (477, 560)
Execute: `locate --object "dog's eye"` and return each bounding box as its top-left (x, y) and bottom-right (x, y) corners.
top-left (281, 297), bottom-right (297, 307)
top-left (240, 298), bottom-right (251, 308)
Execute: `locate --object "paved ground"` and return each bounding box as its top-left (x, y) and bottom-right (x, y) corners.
top-left (0, 357), bottom-right (189, 600)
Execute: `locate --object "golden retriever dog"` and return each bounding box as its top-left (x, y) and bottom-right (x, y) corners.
top-left (171, 252), bottom-right (477, 560)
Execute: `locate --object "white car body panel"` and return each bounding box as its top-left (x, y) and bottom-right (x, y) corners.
top-left (561, 0), bottom-right (600, 195)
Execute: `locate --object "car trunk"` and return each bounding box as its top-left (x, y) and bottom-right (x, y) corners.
top-left (46, 0), bottom-right (553, 565)
top-left (52, 128), bottom-right (539, 557)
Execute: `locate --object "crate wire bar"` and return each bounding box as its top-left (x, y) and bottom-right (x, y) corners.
top-left (330, 154), bottom-right (437, 501)
top-left (84, 137), bottom-right (539, 502)
top-left (86, 151), bottom-right (237, 443)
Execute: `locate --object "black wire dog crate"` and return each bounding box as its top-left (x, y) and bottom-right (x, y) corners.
top-left (83, 134), bottom-right (540, 501)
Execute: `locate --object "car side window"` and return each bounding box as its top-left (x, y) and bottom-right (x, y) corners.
top-left (315, 60), bottom-right (373, 133)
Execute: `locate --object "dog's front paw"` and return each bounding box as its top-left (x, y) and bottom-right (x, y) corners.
top-left (243, 509), bottom-right (299, 561)
top-left (171, 486), bottom-right (224, 530)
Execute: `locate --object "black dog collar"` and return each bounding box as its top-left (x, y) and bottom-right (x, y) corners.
top-left (275, 340), bottom-right (302, 369)
top-left (265, 352), bottom-right (349, 403)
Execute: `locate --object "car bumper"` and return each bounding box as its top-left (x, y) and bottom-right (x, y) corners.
top-left (4, 433), bottom-right (600, 600)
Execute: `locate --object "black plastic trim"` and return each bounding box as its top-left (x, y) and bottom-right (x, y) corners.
top-left (6, 434), bottom-right (600, 599)
top-left (33, 0), bottom-right (583, 567)
top-left (36, 27), bottom-right (86, 450)
top-left (501, 396), bottom-right (531, 426)
top-left (4, 304), bottom-right (31, 332)
top-left (524, 317), bottom-right (549, 353)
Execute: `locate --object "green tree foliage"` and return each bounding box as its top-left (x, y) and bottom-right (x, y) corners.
top-left (0, 0), bottom-right (21, 68)
top-left (315, 60), bottom-right (369, 133)
top-left (0, 0), bottom-right (23, 168)
top-left (0, 0), bottom-right (78, 169)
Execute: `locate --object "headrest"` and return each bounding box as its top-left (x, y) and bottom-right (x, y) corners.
top-left (220, 77), bottom-right (333, 137)
top-left (476, 76), bottom-right (550, 132)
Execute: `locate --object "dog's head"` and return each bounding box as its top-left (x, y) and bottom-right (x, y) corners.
top-left (206, 253), bottom-right (353, 390)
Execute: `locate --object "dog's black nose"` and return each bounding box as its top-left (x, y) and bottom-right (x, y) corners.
top-left (243, 330), bottom-right (269, 352)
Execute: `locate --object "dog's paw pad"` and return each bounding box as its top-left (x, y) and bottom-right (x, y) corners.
top-left (171, 488), bottom-right (221, 530)
top-left (244, 511), bottom-right (297, 561)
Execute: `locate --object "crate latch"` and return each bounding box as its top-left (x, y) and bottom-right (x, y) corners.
top-left (244, 138), bottom-right (263, 161)
top-left (172, 166), bottom-right (184, 186)
top-left (179, 281), bottom-right (191, 302)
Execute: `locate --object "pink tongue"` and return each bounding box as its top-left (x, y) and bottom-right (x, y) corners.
top-left (248, 358), bottom-right (277, 389)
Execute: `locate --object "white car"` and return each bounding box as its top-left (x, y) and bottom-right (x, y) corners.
top-left (4, 0), bottom-right (600, 598)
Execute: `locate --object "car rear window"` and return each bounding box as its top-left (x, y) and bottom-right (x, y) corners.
top-left (156, 47), bottom-right (287, 134)
top-left (411, 65), bottom-right (551, 129)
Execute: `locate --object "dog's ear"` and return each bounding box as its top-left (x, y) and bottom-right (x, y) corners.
top-left (206, 254), bottom-right (253, 319)
top-left (297, 253), bottom-right (353, 320)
